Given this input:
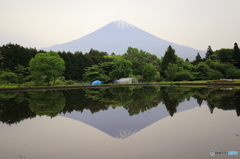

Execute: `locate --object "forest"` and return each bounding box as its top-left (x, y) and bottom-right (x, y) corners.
top-left (0, 42), bottom-right (240, 85)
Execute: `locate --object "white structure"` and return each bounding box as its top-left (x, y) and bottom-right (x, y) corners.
top-left (117, 78), bottom-right (138, 84)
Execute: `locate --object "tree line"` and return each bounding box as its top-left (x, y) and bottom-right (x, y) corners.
top-left (0, 42), bottom-right (240, 85)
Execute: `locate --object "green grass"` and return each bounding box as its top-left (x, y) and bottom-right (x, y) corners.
top-left (0, 79), bottom-right (240, 90)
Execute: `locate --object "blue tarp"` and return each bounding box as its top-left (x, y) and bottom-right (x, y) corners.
top-left (113, 80), bottom-right (118, 84)
top-left (92, 80), bottom-right (102, 85)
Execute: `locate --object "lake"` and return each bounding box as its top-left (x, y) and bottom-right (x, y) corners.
top-left (0, 86), bottom-right (239, 159)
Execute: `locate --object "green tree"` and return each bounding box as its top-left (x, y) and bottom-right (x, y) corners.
top-left (194, 62), bottom-right (210, 80)
top-left (166, 63), bottom-right (178, 81)
top-left (205, 45), bottom-right (214, 59)
top-left (161, 45), bottom-right (177, 78)
top-left (83, 64), bottom-right (101, 82)
top-left (83, 62), bottom-right (114, 83)
top-left (196, 62), bottom-right (210, 73)
top-left (207, 70), bottom-right (223, 80)
top-left (29, 51), bottom-right (65, 85)
top-left (232, 43), bottom-right (240, 68)
top-left (214, 63), bottom-right (231, 76)
top-left (193, 52), bottom-right (202, 65)
top-left (0, 43), bottom-right (39, 72)
top-left (142, 63), bottom-right (157, 82)
top-left (175, 70), bottom-right (192, 81)
top-left (123, 47), bottom-right (161, 77)
top-left (84, 48), bottom-right (111, 65)
top-left (226, 68), bottom-right (240, 79)
top-left (0, 71), bottom-right (17, 83)
top-left (215, 48), bottom-right (233, 63)
top-left (109, 58), bottom-right (132, 79)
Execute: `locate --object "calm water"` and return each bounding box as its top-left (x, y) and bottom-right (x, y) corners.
top-left (0, 86), bottom-right (239, 159)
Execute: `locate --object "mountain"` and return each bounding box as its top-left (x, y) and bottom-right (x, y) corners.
top-left (60, 98), bottom-right (205, 139)
top-left (43, 20), bottom-right (205, 60)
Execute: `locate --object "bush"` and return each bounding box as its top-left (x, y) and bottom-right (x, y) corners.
top-left (0, 71), bottom-right (17, 83)
top-left (65, 80), bottom-right (75, 85)
top-left (226, 68), bottom-right (240, 79)
top-left (175, 71), bottom-right (192, 81)
top-left (207, 70), bottom-right (223, 80)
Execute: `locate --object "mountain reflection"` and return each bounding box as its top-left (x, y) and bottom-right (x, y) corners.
top-left (0, 86), bottom-right (240, 126)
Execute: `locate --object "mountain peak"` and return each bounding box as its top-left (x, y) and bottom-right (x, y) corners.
top-left (112, 20), bottom-right (136, 29)
top-left (43, 20), bottom-right (205, 60)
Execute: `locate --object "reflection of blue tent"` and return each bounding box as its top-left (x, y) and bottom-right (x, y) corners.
top-left (92, 80), bottom-right (102, 85)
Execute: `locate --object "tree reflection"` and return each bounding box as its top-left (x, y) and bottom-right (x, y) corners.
top-left (28, 90), bottom-right (65, 117)
top-left (1, 86), bottom-right (240, 125)
top-left (124, 86), bottom-right (160, 116)
top-left (0, 91), bottom-right (36, 125)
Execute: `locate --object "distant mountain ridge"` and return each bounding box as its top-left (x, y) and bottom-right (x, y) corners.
top-left (43, 20), bottom-right (205, 60)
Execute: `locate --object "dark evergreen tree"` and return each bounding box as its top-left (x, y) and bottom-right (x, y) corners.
top-left (0, 43), bottom-right (38, 73)
top-left (84, 48), bottom-right (111, 65)
top-left (160, 45), bottom-right (177, 78)
top-left (185, 58), bottom-right (189, 62)
top-left (232, 43), bottom-right (240, 68)
top-left (205, 46), bottom-right (214, 59)
top-left (192, 52), bottom-right (202, 65)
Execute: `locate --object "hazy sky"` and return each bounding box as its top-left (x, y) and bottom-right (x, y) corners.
top-left (1, 0), bottom-right (240, 52)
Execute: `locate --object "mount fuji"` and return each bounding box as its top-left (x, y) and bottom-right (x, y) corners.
top-left (43, 20), bottom-right (204, 60)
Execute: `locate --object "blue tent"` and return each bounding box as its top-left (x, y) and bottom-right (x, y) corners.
top-left (113, 80), bottom-right (118, 84)
top-left (92, 80), bottom-right (102, 85)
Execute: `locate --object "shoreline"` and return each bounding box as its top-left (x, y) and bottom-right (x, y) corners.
top-left (0, 82), bottom-right (239, 91)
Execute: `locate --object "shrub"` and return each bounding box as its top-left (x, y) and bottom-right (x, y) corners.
top-left (65, 80), bottom-right (75, 85)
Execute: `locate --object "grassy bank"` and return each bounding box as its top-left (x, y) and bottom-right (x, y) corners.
top-left (0, 79), bottom-right (240, 91)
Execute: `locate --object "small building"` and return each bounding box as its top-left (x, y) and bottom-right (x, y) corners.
top-left (117, 78), bottom-right (138, 84)
top-left (92, 80), bottom-right (102, 85)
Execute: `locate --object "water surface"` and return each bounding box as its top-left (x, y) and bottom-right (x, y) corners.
top-left (0, 86), bottom-right (239, 159)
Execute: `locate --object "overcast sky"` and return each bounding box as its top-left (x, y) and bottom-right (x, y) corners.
top-left (1, 0), bottom-right (239, 52)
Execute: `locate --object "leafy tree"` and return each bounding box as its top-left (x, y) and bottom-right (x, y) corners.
top-left (0, 71), bottom-right (17, 83)
top-left (166, 63), bottom-right (178, 81)
top-left (226, 68), bottom-right (240, 79)
top-left (215, 48), bottom-right (233, 63)
top-left (14, 64), bottom-right (30, 77)
top-left (205, 45), bottom-right (214, 59)
top-left (83, 62), bottom-right (114, 83)
top-left (196, 62), bottom-right (210, 73)
top-left (161, 45), bottom-right (177, 78)
top-left (195, 62), bottom-right (210, 80)
top-left (232, 43), bottom-right (240, 68)
top-left (175, 70), bottom-right (192, 81)
top-left (83, 64), bottom-right (101, 82)
top-left (29, 51), bottom-right (65, 85)
top-left (123, 47), bottom-right (161, 77)
top-left (109, 58), bottom-right (132, 79)
top-left (142, 63), bottom-right (157, 82)
top-left (207, 70), bottom-right (223, 80)
top-left (214, 63), bottom-right (231, 76)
